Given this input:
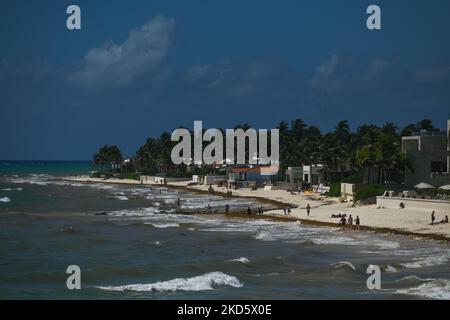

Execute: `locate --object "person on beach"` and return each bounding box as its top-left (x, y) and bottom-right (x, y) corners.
top-left (225, 204), bottom-right (229, 215)
top-left (287, 208), bottom-right (292, 215)
top-left (306, 204), bottom-right (311, 217)
top-left (258, 206), bottom-right (263, 215)
top-left (355, 216), bottom-right (360, 229)
top-left (446, 215), bottom-right (449, 223)
top-left (247, 206), bottom-right (251, 216)
top-left (348, 215), bottom-right (353, 229)
top-left (283, 208), bottom-right (287, 215)
top-left (431, 211), bottom-right (436, 224)
top-left (177, 198), bottom-right (181, 206)
top-left (339, 216), bottom-right (347, 228)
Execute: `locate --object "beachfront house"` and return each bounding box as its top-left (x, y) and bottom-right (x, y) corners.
top-left (285, 165), bottom-right (325, 185)
top-left (401, 118), bottom-right (450, 187)
top-left (228, 165), bottom-right (278, 188)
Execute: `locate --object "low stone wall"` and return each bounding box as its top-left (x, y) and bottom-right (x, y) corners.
top-left (272, 182), bottom-right (298, 191)
top-left (376, 196), bottom-right (450, 212)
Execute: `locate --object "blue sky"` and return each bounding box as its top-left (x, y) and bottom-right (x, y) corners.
top-left (0, 0), bottom-right (449, 160)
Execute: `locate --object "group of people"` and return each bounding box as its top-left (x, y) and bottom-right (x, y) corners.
top-left (431, 211), bottom-right (449, 225)
top-left (335, 214), bottom-right (360, 230)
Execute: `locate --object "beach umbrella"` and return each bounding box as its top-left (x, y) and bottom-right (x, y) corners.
top-left (439, 184), bottom-right (450, 190)
top-left (414, 182), bottom-right (435, 189)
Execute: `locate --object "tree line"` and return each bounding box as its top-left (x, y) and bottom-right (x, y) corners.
top-left (92, 118), bottom-right (440, 184)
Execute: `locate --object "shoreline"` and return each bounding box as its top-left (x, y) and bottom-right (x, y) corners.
top-left (64, 176), bottom-right (450, 243)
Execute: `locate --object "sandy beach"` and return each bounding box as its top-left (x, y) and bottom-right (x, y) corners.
top-left (66, 176), bottom-right (450, 240)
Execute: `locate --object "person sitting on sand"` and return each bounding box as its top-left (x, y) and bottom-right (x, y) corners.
top-left (330, 213), bottom-right (347, 218)
top-left (355, 216), bottom-right (360, 229)
top-left (306, 204), bottom-right (311, 217)
top-left (431, 211), bottom-right (436, 224)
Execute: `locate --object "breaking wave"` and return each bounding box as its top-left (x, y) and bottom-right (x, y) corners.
top-left (114, 195), bottom-right (129, 201)
top-left (96, 272), bottom-right (243, 292)
top-left (1, 187), bottom-right (22, 191)
top-left (147, 223), bottom-right (180, 228)
top-left (400, 252), bottom-right (450, 269)
top-left (395, 279), bottom-right (450, 300)
top-left (228, 257), bottom-right (250, 264)
top-left (0, 197), bottom-right (11, 203)
top-left (331, 261), bottom-right (356, 271)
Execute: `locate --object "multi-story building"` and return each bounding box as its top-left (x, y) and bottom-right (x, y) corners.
top-left (401, 118), bottom-right (450, 186)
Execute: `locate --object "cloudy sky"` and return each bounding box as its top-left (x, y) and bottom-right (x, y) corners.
top-left (1, 0), bottom-right (449, 160)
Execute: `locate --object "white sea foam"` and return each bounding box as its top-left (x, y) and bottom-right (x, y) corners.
top-left (395, 279), bottom-right (450, 300)
top-left (310, 235), bottom-right (400, 250)
top-left (385, 265), bottom-right (398, 273)
top-left (147, 223), bottom-right (180, 228)
top-left (96, 272), bottom-right (243, 292)
top-left (0, 197), bottom-right (11, 203)
top-left (397, 275), bottom-right (434, 283)
top-left (331, 261), bottom-right (356, 270)
top-left (228, 257), bottom-right (250, 264)
top-left (1, 187), bottom-right (22, 191)
top-left (114, 195), bottom-right (129, 201)
top-left (400, 252), bottom-right (450, 269)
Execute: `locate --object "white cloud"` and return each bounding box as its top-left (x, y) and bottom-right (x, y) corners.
top-left (310, 55), bottom-right (345, 92)
top-left (68, 15), bottom-right (176, 89)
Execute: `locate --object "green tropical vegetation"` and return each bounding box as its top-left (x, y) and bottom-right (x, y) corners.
top-left (92, 145), bottom-right (123, 173)
top-left (92, 118), bottom-right (439, 185)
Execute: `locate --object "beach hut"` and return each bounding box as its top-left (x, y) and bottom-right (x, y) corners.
top-left (414, 182), bottom-right (435, 189)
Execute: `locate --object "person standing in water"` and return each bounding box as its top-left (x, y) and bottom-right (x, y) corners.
top-left (306, 204), bottom-right (311, 217)
top-left (355, 216), bottom-right (360, 230)
top-left (247, 206), bottom-right (251, 216)
top-left (348, 214), bottom-right (353, 229)
top-left (258, 206), bottom-right (263, 215)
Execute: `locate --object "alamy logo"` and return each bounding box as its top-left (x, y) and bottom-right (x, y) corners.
top-left (66, 265), bottom-right (81, 290)
top-left (366, 265), bottom-right (381, 290)
top-left (366, 5), bottom-right (381, 30)
top-left (66, 5), bottom-right (81, 30)
top-left (171, 121), bottom-right (279, 170)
